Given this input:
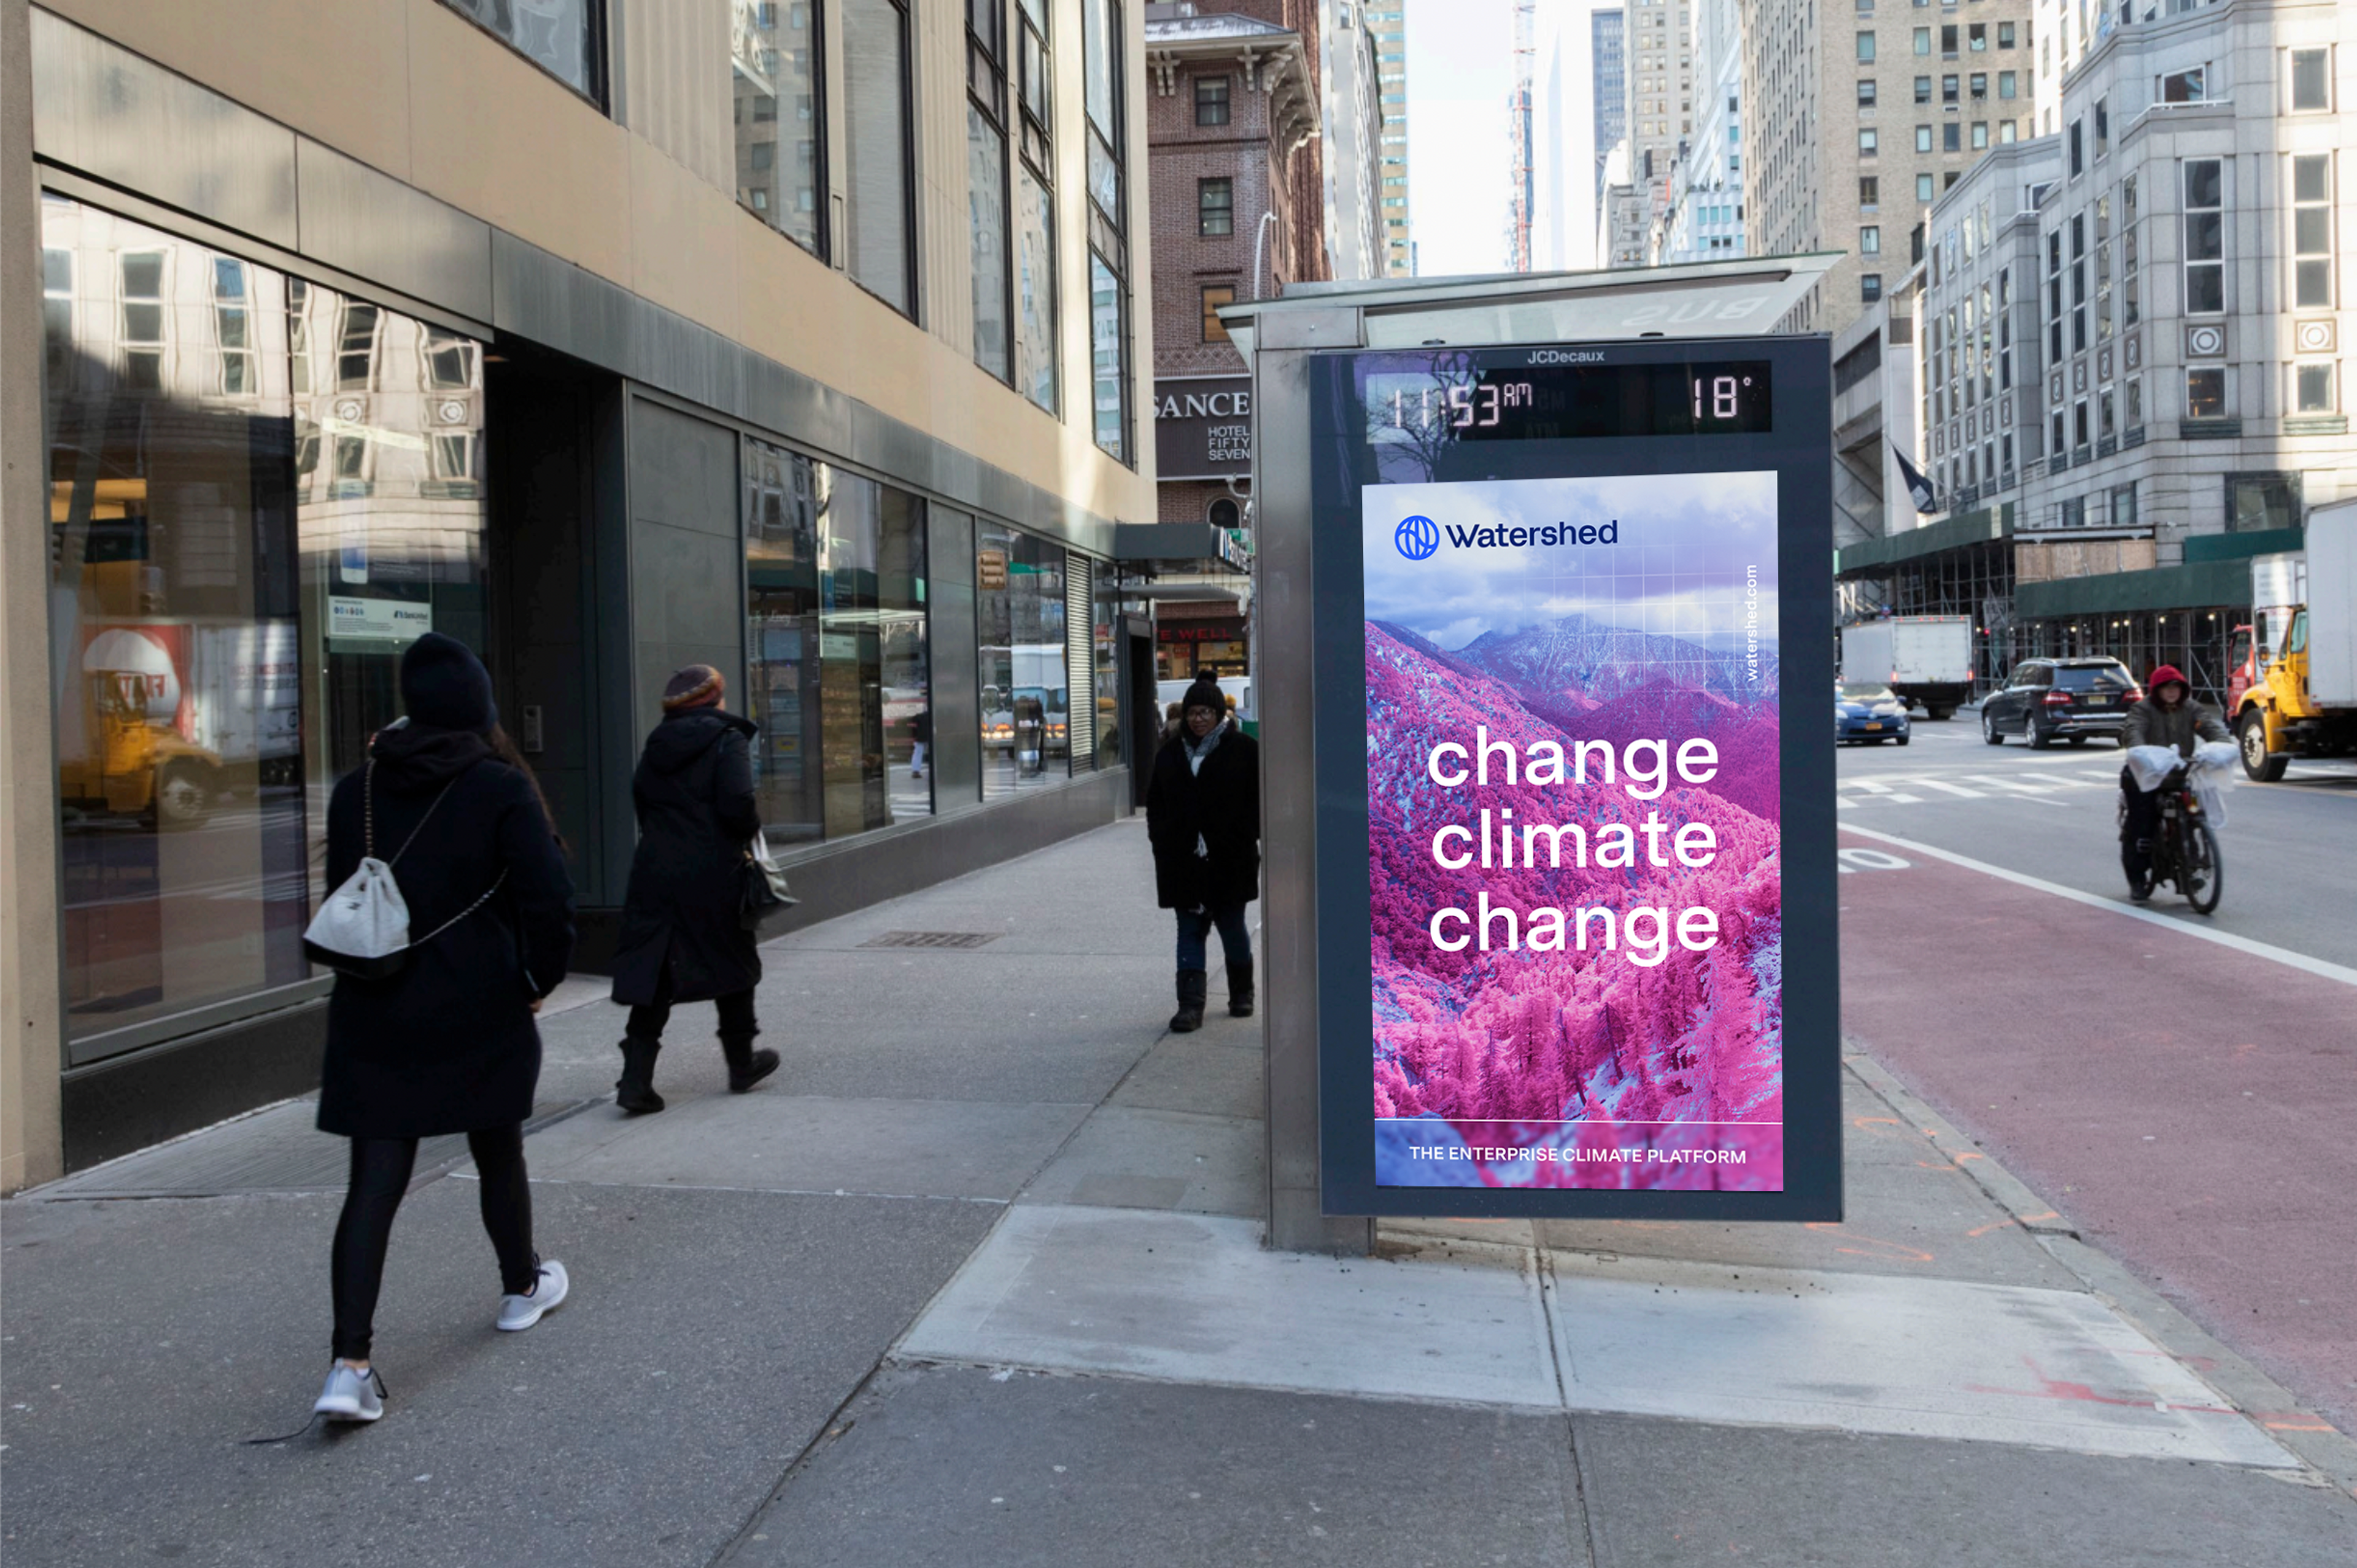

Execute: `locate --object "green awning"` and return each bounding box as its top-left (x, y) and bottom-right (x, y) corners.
top-left (1834, 503), bottom-right (2015, 577)
top-left (2016, 558), bottom-right (2253, 620)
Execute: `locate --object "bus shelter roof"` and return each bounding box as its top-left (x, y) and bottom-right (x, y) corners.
top-left (1214, 253), bottom-right (1842, 361)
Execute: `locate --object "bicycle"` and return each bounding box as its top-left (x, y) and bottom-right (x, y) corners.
top-left (2125, 765), bottom-right (2223, 915)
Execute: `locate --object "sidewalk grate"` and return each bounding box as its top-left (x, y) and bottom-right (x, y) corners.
top-left (859, 930), bottom-right (1004, 950)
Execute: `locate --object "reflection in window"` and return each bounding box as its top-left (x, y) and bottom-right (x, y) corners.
top-left (844, 0), bottom-right (915, 313)
top-left (733, 0), bottom-right (824, 253)
top-left (977, 527), bottom-right (1067, 797)
top-left (439, 0), bottom-right (602, 101)
top-left (2226, 473), bottom-right (2300, 533)
top-left (336, 303), bottom-right (380, 390)
top-left (44, 201), bottom-right (308, 1046)
top-left (2293, 153), bottom-right (2332, 310)
top-left (969, 104), bottom-right (1012, 380)
top-left (743, 439), bottom-right (932, 841)
top-left (118, 250), bottom-right (165, 391)
top-left (1015, 166), bottom-right (1057, 413)
top-left (2183, 160), bottom-right (2224, 315)
top-left (745, 439), bottom-right (824, 843)
top-left (1089, 255), bottom-right (1127, 462)
top-left (2185, 367), bottom-right (2226, 422)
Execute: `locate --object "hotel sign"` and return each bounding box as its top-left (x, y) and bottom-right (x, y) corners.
top-left (1153, 375), bottom-right (1253, 482)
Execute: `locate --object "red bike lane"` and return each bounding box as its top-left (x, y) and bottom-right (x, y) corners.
top-left (1836, 827), bottom-right (2357, 1439)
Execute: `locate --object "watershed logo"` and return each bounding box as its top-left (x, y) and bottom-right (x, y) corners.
top-left (1393, 516), bottom-right (1620, 560)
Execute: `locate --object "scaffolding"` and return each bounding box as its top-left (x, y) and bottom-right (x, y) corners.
top-left (1837, 544), bottom-right (2243, 704)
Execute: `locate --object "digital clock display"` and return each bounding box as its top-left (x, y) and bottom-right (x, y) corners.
top-left (1361, 359), bottom-right (1774, 443)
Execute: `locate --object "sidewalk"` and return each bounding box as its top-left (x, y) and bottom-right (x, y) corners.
top-left (5, 819), bottom-right (2355, 1567)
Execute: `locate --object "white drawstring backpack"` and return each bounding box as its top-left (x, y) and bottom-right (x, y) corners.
top-left (303, 757), bottom-right (505, 978)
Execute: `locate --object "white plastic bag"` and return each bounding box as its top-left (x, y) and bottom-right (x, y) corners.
top-left (2122, 744), bottom-right (2181, 794)
top-left (2123, 741), bottom-right (2239, 827)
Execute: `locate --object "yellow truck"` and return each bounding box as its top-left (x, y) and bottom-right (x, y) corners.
top-left (2234, 498), bottom-right (2357, 782)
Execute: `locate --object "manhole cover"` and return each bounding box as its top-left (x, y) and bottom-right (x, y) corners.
top-left (859, 930), bottom-right (1004, 950)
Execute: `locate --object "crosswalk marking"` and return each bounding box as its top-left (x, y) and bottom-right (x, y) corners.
top-left (1908, 779), bottom-right (1988, 799)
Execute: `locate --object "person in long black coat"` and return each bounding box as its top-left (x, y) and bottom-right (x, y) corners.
top-left (608, 665), bottom-right (781, 1113)
top-left (311, 633), bottom-right (576, 1426)
top-left (1146, 674), bottom-right (1261, 1033)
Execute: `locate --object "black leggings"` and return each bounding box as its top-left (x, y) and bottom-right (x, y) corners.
top-left (330, 1125), bottom-right (535, 1362)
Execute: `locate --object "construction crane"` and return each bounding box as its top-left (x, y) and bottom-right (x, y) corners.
top-left (1504, 0), bottom-right (1536, 272)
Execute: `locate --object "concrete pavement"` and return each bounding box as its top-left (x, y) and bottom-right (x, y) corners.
top-left (6, 815), bottom-right (2356, 1566)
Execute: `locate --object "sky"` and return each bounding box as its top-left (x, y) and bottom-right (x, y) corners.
top-left (1402, 0), bottom-right (1515, 277)
top-left (1361, 473), bottom-right (1780, 653)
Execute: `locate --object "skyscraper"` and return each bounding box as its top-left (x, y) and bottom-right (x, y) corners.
top-left (1744, 0), bottom-right (2037, 335)
top-left (1617, 0), bottom-right (1694, 258)
top-left (1591, 7), bottom-right (1626, 219)
top-left (1363, 1), bottom-right (1412, 273)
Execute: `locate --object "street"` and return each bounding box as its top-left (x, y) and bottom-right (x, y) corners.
top-left (1832, 707), bottom-right (2357, 970)
top-left (1835, 705), bottom-right (2357, 1439)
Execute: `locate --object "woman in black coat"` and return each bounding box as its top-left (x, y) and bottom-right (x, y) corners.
top-left (608, 665), bottom-right (780, 1113)
top-left (311, 633), bottom-right (576, 1426)
top-left (1146, 675), bottom-right (1261, 1033)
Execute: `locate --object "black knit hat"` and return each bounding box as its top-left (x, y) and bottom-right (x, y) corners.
top-left (400, 632), bottom-right (498, 733)
top-left (1182, 674), bottom-right (1225, 717)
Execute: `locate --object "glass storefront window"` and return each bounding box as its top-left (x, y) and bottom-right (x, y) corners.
top-left (976, 527), bottom-right (1067, 795)
top-left (1093, 576), bottom-right (1122, 770)
top-left (42, 196), bottom-right (490, 1054)
top-left (745, 439), bottom-right (824, 843)
top-left (44, 198), bottom-right (308, 1045)
top-left (745, 438), bottom-right (932, 841)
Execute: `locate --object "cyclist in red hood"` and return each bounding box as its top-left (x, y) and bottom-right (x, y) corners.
top-left (2119, 663), bottom-right (2228, 902)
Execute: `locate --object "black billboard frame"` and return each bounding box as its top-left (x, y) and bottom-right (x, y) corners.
top-left (1307, 334), bottom-right (1841, 1222)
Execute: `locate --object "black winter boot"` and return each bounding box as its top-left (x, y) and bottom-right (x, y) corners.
top-left (1169, 970), bottom-right (1209, 1033)
top-left (722, 1035), bottom-right (781, 1093)
top-left (616, 1037), bottom-right (666, 1115)
top-left (1226, 957), bottom-right (1255, 1018)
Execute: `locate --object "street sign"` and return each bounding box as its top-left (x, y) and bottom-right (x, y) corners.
top-left (1308, 336), bottom-right (1840, 1220)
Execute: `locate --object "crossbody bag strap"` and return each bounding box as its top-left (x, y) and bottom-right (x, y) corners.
top-left (411, 868), bottom-right (509, 948)
top-left (387, 773), bottom-right (463, 867)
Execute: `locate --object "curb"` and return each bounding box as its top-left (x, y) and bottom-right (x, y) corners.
top-left (1846, 1045), bottom-right (2357, 1497)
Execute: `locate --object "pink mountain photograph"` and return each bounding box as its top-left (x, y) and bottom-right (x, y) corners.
top-left (1360, 473), bottom-right (1784, 1191)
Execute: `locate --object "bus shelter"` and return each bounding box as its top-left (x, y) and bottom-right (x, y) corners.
top-left (1217, 256), bottom-right (1846, 1253)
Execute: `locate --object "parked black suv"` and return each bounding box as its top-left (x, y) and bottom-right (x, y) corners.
top-left (1980, 657), bottom-right (2142, 747)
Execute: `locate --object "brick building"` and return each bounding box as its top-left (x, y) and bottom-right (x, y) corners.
top-left (1143, 1), bottom-right (1336, 682)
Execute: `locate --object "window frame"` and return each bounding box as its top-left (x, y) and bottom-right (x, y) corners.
top-left (437, 0), bottom-right (608, 109)
top-left (1198, 176), bottom-right (1235, 236)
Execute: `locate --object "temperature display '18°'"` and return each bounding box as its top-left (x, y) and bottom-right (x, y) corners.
top-left (1363, 360), bottom-right (1775, 442)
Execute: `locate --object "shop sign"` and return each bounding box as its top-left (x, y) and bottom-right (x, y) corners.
top-left (1153, 376), bottom-right (1253, 481)
top-left (1159, 618), bottom-right (1248, 645)
top-left (1304, 338), bottom-right (1839, 1221)
top-left (977, 549), bottom-right (1009, 591)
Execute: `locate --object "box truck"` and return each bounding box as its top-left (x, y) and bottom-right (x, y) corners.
top-left (1840, 615), bottom-right (1975, 719)
top-left (59, 619), bottom-right (301, 827)
top-left (2233, 500), bottom-right (2357, 781)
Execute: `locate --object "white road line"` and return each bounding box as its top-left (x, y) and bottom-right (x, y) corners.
top-left (1908, 779), bottom-right (1989, 799)
top-left (1960, 774), bottom-right (2067, 794)
top-left (1837, 823), bottom-right (2357, 989)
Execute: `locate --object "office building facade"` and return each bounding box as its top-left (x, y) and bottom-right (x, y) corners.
top-left (1745, 0), bottom-right (2038, 336)
top-left (1, 0), bottom-right (1158, 1188)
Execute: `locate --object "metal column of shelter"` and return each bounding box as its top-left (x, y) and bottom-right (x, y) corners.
top-left (1220, 254), bottom-right (1838, 1254)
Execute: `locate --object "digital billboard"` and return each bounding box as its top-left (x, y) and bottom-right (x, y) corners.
top-left (1309, 338), bottom-right (1839, 1220)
